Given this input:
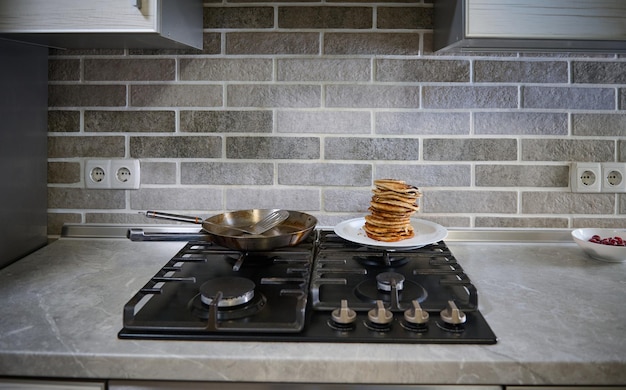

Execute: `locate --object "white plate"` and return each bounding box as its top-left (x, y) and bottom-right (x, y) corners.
top-left (334, 217), bottom-right (448, 250)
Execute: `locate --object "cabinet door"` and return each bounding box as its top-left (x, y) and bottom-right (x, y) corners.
top-left (0, 0), bottom-right (202, 49)
top-left (0, 379), bottom-right (105, 390)
top-left (466, 0), bottom-right (626, 40)
top-left (507, 387), bottom-right (626, 390)
top-left (0, 0), bottom-right (158, 33)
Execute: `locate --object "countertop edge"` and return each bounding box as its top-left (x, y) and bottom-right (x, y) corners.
top-left (1, 351), bottom-right (625, 385)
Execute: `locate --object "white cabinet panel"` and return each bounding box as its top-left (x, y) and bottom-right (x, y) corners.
top-left (0, 0), bottom-right (158, 32)
top-left (467, 0), bottom-right (626, 40)
top-left (0, 0), bottom-right (202, 49)
top-left (434, 0), bottom-right (626, 52)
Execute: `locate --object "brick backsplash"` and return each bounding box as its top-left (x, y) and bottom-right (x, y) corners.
top-left (46, 1), bottom-right (626, 235)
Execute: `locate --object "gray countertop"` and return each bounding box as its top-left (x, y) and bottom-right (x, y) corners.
top-left (0, 229), bottom-right (625, 385)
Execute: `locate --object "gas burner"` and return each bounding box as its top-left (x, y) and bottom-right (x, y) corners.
top-left (355, 252), bottom-right (409, 267)
top-left (189, 293), bottom-right (266, 321)
top-left (190, 277), bottom-right (267, 321)
top-left (376, 272), bottom-right (405, 292)
top-left (354, 277), bottom-right (427, 309)
top-left (200, 277), bottom-right (256, 307)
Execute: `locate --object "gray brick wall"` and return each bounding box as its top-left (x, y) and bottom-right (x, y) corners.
top-left (46, 1), bottom-right (626, 235)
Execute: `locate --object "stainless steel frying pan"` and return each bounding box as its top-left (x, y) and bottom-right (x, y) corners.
top-left (144, 209), bottom-right (317, 251)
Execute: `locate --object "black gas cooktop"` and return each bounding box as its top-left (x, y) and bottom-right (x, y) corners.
top-left (119, 229), bottom-right (497, 344)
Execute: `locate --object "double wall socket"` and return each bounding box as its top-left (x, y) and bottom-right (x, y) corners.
top-left (85, 159), bottom-right (141, 189)
top-left (571, 162), bottom-right (626, 193)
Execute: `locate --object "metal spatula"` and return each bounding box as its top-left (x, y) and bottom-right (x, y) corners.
top-left (207, 209), bottom-right (290, 236)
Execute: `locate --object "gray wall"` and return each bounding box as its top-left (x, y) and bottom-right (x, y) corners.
top-left (46, 2), bottom-right (626, 235)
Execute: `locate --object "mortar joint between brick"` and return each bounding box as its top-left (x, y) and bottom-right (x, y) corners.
top-left (567, 60), bottom-right (572, 84)
top-left (372, 6), bottom-right (378, 29)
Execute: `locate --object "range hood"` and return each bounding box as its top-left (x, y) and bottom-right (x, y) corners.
top-left (434, 0), bottom-right (626, 53)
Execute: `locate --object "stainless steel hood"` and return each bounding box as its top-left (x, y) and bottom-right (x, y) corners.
top-left (434, 0), bottom-right (626, 53)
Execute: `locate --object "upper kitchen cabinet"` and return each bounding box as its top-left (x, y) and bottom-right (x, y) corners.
top-left (0, 0), bottom-right (202, 49)
top-left (434, 0), bottom-right (626, 53)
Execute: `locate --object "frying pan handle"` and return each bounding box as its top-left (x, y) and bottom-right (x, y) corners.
top-left (127, 228), bottom-right (210, 242)
top-left (143, 211), bottom-right (203, 224)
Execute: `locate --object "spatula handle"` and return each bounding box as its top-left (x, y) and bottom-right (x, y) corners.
top-left (143, 211), bottom-right (203, 224)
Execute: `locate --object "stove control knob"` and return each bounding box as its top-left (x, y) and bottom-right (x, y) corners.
top-left (368, 300), bottom-right (393, 325)
top-left (331, 299), bottom-right (357, 325)
top-left (404, 299), bottom-right (429, 325)
top-left (440, 300), bottom-right (466, 325)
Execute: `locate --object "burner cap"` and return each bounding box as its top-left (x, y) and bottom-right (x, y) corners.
top-left (355, 254), bottom-right (409, 268)
top-left (376, 272), bottom-right (405, 292)
top-left (200, 277), bottom-right (255, 307)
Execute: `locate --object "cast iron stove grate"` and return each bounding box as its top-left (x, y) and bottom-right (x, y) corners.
top-left (119, 230), bottom-right (497, 344)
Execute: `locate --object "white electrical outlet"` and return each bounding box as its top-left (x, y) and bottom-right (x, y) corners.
top-left (85, 160), bottom-right (112, 189)
top-left (570, 162), bottom-right (601, 193)
top-left (85, 159), bottom-right (140, 189)
top-left (111, 159), bottom-right (141, 189)
top-left (601, 162), bottom-right (626, 193)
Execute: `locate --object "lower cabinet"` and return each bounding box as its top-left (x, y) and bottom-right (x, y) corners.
top-left (507, 387), bottom-right (626, 389)
top-left (0, 379), bottom-right (105, 390)
top-left (110, 382), bottom-right (503, 390)
top-left (3, 380), bottom-right (625, 389)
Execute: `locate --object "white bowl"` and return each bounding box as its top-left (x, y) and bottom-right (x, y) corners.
top-left (572, 228), bottom-right (626, 263)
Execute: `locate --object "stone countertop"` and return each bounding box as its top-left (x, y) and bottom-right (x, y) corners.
top-left (0, 233), bottom-right (625, 385)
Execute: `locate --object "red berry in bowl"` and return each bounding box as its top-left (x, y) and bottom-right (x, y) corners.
top-left (589, 235), bottom-right (626, 246)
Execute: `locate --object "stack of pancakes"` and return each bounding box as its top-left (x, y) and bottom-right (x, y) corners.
top-left (363, 179), bottom-right (421, 242)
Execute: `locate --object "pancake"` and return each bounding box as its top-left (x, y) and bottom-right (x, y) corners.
top-left (370, 199), bottom-right (420, 212)
top-left (364, 214), bottom-right (411, 227)
top-left (374, 179), bottom-right (421, 196)
top-left (364, 226), bottom-right (415, 242)
top-left (367, 206), bottom-right (413, 219)
top-left (364, 222), bottom-right (413, 234)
